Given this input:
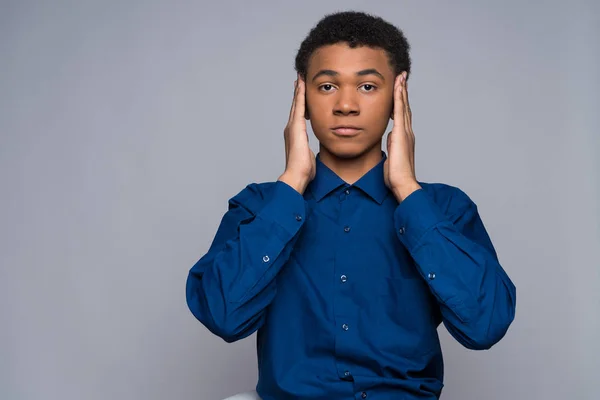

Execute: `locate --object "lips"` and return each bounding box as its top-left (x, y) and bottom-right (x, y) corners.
top-left (331, 126), bottom-right (362, 136)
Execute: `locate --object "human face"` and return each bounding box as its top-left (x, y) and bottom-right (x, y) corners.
top-left (305, 43), bottom-right (396, 161)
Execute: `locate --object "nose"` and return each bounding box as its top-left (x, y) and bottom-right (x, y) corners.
top-left (333, 87), bottom-right (359, 116)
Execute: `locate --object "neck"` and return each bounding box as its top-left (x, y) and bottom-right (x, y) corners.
top-left (318, 144), bottom-right (383, 184)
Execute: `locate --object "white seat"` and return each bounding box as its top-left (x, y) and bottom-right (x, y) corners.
top-left (221, 390), bottom-right (261, 400)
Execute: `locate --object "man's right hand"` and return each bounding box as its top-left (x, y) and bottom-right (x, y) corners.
top-left (278, 74), bottom-right (316, 195)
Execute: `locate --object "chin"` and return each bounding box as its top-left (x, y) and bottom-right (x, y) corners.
top-left (321, 141), bottom-right (377, 160)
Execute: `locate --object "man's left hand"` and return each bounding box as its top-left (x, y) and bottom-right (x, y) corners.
top-left (383, 71), bottom-right (422, 202)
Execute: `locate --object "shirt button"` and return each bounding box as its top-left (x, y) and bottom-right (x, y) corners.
top-left (398, 227), bottom-right (406, 235)
top-left (295, 214), bottom-right (302, 221)
top-left (428, 272), bottom-right (436, 280)
top-left (262, 255), bottom-right (270, 263)
top-left (342, 323), bottom-right (349, 331)
top-left (361, 392), bottom-right (367, 399)
top-left (340, 274), bottom-right (347, 283)
top-left (345, 189), bottom-right (350, 195)
top-left (344, 370), bottom-right (351, 377)
top-left (344, 226), bottom-right (351, 233)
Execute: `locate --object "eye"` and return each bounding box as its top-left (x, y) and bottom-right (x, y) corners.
top-left (319, 84), bottom-right (336, 92)
top-left (360, 84), bottom-right (377, 92)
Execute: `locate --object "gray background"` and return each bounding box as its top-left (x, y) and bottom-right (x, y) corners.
top-left (1, 1), bottom-right (598, 399)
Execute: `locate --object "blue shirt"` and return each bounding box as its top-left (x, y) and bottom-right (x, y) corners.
top-left (186, 152), bottom-right (516, 400)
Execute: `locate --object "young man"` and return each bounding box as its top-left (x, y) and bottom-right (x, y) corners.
top-left (186, 11), bottom-right (516, 400)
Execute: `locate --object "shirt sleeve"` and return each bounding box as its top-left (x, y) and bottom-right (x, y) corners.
top-left (393, 188), bottom-right (516, 350)
top-left (186, 181), bottom-right (307, 342)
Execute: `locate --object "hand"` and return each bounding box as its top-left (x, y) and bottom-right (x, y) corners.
top-left (383, 72), bottom-right (422, 202)
top-left (278, 74), bottom-right (316, 194)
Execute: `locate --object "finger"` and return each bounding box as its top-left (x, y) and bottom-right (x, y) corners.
top-left (293, 76), bottom-right (306, 125)
top-left (400, 76), bottom-right (410, 135)
top-left (394, 75), bottom-right (401, 117)
top-left (288, 79), bottom-right (298, 122)
top-left (401, 73), bottom-right (415, 170)
top-left (401, 73), bottom-right (412, 130)
top-left (398, 74), bottom-right (410, 139)
top-left (394, 74), bottom-right (405, 124)
top-left (285, 80), bottom-right (298, 163)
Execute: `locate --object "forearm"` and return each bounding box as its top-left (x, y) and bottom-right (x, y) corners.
top-left (186, 181), bottom-right (307, 342)
top-left (406, 220), bottom-right (516, 349)
top-left (394, 189), bottom-right (516, 349)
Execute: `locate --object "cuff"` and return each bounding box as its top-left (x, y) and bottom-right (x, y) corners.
top-left (257, 180), bottom-right (307, 237)
top-left (394, 189), bottom-right (449, 251)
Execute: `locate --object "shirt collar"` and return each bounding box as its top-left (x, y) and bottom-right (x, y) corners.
top-left (308, 151), bottom-right (390, 205)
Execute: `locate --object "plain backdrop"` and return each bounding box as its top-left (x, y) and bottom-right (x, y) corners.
top-left (1, 1), bottom-right (599, 399)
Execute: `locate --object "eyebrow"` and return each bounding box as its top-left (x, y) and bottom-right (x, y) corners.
top-left (311, 68), bottom-right (385, 82)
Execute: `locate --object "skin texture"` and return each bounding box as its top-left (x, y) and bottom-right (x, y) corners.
top-left (279, 42), bottom-right (421, 202)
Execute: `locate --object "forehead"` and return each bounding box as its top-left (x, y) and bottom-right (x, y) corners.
top-left (307, 43), bottom-right (393, 77)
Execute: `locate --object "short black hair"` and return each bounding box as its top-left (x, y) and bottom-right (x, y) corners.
top-left (295, 11), bottom-right (411, 80)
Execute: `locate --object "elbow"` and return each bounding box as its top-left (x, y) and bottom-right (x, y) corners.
top-left (186, 294), bottom-right (244, 342)
top-left (186, 288), bottom-right (236, 343)
top-left (203, 310), bottom-right (263, 343)
top-left (206, 310), bottom-right (260, 343)
top-left (482, 281), bottom-right (517, 349)
top-left (453, 320), bottom-right (511, 350)
top-left (207, 320), bottom-right (248, 343)
top-left (464, 324), bottom-right (510, 350)
top-left (470, 274), bottom-right (517, 350)
top-left (471, 318), bottom-right (515, 350)
top-left (466, 300), bottom-right (516, 351)
top-left (450, 293), bottom-right (516, 351)
top-left (186, 278), bottom-right (261, 343)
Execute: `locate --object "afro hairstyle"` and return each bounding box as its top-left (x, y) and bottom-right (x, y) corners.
top-left (294, 11), bottom-right (411, 81)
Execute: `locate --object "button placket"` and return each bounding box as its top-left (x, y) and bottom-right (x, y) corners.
top-left (334, 185), bottom-right (358, 382)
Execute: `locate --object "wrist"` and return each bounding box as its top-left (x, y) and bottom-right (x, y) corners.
top-left (392, 182), bottom-right (422, 203)
top-left (278, 172), bottom-right (309, 195)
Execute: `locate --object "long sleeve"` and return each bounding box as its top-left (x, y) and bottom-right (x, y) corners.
top-left (393, 188), bottom-right (516, 350)
top-left (186, 181), bottom-right (307, 342)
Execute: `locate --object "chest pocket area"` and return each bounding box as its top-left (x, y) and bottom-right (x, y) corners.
top-left (368, 276), bottom-right (439, 358)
